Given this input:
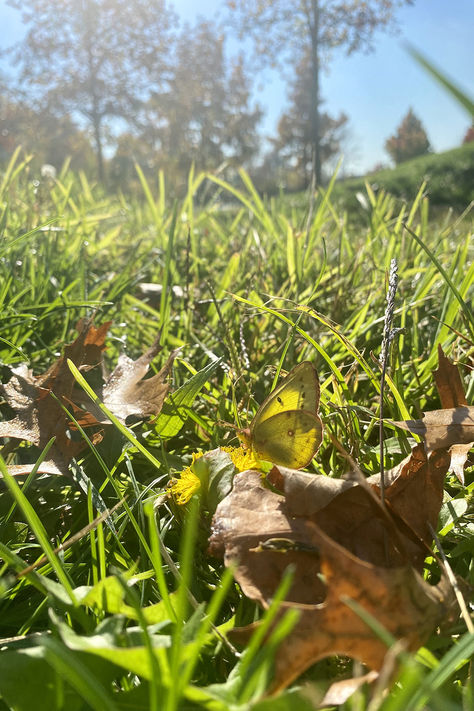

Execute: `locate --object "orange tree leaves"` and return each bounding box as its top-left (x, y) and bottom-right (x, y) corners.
top-left (0, 321), bottom-right (176, 477)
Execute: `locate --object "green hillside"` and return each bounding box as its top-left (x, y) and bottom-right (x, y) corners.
top-left (334, 141), bottom-right (474, 209)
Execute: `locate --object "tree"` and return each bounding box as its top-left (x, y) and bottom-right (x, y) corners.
top-left (111, 21), bottom-right (262, 193)
top-left (0, 94), bottom-right (95, 171)
top-left (4, 0), bottom-right (177, 182)
top-left (226, 0), bottom-right (413, 186)
top-left (271, 52), bottom-right (348, 189)
top-left (462, 123), bottom-right (474, 144)
top-left (385, 108), bottom-right (431, 164)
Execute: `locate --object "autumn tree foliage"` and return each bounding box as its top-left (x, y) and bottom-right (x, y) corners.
top-left (462, 123), bottom-right (474, 144)
top-left (4, 0), bottom-right (177, 182)
top-left (269, 52), bottom-right (348, 190)
top-left (385, 108), bottom-right (431, 164)
top-left (226, 0), bottom-right (414, 186)
top-left (0, 95), bottom-right (95, 172)
top-left (154, 22), bottom-right (261, 179)
top-left (110, 22), bottom-right (262, 193)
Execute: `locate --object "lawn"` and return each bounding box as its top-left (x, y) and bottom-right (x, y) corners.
top-left (0, 149), bottom-right (473, 710)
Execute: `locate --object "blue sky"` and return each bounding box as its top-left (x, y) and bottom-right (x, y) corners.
top-left (1, 0), bottom-right (473, 175)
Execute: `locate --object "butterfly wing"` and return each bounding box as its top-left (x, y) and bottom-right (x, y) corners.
top-left (252, 361), bottom-right (320, 426)
top-left (251, 409), bottom-right (323, 469)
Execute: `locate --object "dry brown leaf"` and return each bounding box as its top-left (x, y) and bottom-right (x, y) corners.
top-left (0, 321), bottom-right (109, 476)
top-left (269, 444), bottom-right (449, 571)
top-left (211, 471), bottom-right (451, 692)
top-left (448, 443), bottom-right (472, 484)
top-left (209, 445), bottom-right (454, 691)
top-left (102, 345), bottom-right (178, 424)
top-left (267, 530), bottom-right (449, 693)
top-left (210, 469), bottom-right (327, 605)
top-left (269, 465), bottom-right (355, 516)
top-left (433, 344), bottom-right (468, 409)
top-left (208, 348), bottom-right (467, 692)
top-left (393, 406), bottom-right (474, 452)
top-left (6, 462), bottom-right (65, 477)
top-left (432, 345), bottom-right (472, 484)
top-left (0, 322), bottom-right (176, 477)
top-left (77, 334), bottom-right (179, 425)
top-left (210, 444), bottom-right (449, 604)
top-left (393, 346), bottom-right (473, 483)
top-left (320, 671), bottom-right (379, 707)
top-left (366, 444), bottom-right (450, 564)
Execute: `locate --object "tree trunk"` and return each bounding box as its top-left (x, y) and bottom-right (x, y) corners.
top-left (309, 0), bottom-right (321, 187)
top-left (85, 14), bottom-right (105, 185)
top-left (92, 115), bottom-right (105, 184)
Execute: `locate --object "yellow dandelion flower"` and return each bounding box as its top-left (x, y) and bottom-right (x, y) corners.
top-left (221, 445), bottom-right (263, 472)
top-left (168, 452), bottom-right (203, 505)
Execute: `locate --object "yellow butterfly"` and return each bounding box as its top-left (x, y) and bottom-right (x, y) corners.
top-left (238, 361), bottom-right (323, 469)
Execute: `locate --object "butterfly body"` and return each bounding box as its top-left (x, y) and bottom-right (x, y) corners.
top-left (239, 361), bottom-right (322, 469)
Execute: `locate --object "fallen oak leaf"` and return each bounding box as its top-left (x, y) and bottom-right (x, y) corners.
top-left (447, 443), bottom-right (472, 485)
top-left (34, 319), bottom-right (111, 392)
top-left (365, 444), bottom-right (450, 562)
top-left (393, 406), bottom-right (474, 452)
top-left (267, 444), bottom-right (450, 571)
top-left (0, 322), bottom-right (177, 477)
top-left (433, 344), bottom-right (468, 409)
top-left (267, 464), bottom-right (356, 517)
top-left (73, 332), bottom-right (179, 425)
top-left (320, 671), bottom-right (379, 707)
top-left (432, 345), bottom-right (472, 484)
top-left (5, 462), bottom-right (65, 477)
top-left (102, 346), bottom-right (179, 424)
top-left (209, 469), bottom-right (327, 605)
top-left (265, 530), bottom-right (451, 693)
top-left (0, 321), bottom-right (109, 476)
top-left (211, 471), bottom-right (453, 693)
top-left (209, 443), bottom-right (450, 607)
top-left (209, 443), bottom-right (458, 693)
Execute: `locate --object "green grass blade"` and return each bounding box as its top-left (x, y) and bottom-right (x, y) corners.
top-left (0, 455), bottom-right (78, 605)
top-left (403, 222), bottom-right (474, 338)
top-left (42, 636), bottom-right (120, 711)
top-left (406, 44), bottom-right (474, 116)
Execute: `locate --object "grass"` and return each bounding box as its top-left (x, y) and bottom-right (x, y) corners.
top-left (0, 149), bottom-right (473, 710)
top-left (332, 141), bottom-right (474, 213)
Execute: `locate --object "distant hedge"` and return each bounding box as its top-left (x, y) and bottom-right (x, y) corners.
top-left (334, 142), bottom-right (474, 209)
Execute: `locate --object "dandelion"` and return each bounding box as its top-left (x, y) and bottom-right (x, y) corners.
top-left (169, 446), bottom-right (263, 506)
top-left (40, 163), bottom-right (57, 180)
top-left (168, 452), bottom-right (203, 505)
top-left (221, 445), bottom-right (262, 472)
